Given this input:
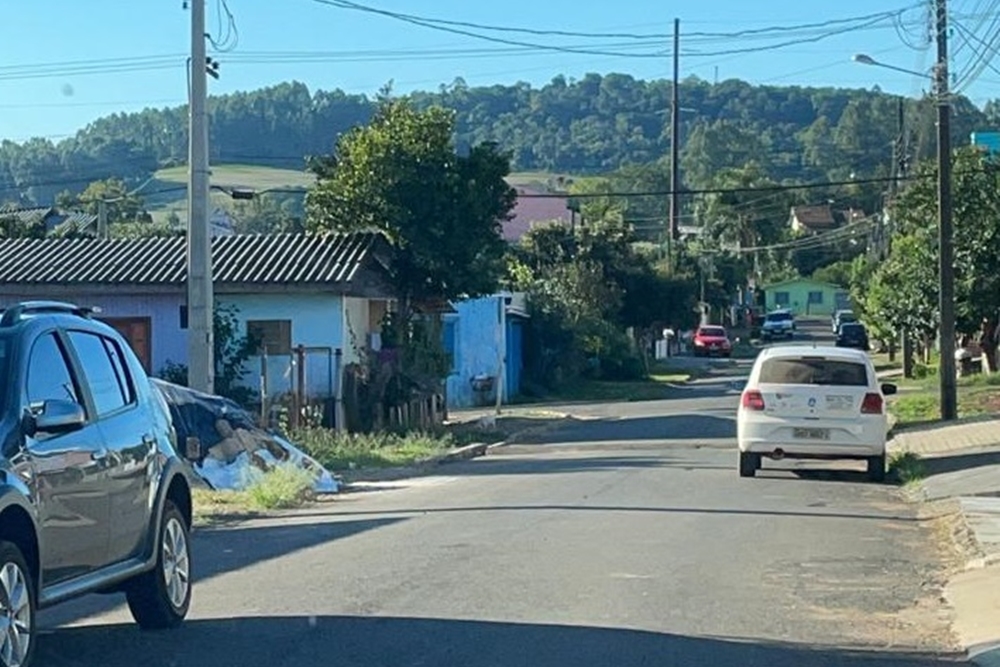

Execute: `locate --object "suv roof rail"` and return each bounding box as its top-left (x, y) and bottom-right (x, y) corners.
top-left (0, 301), bottom-right (102, 328)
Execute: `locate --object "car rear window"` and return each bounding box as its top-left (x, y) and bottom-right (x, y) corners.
top-left (699, 327), bottom-right (726, 337)
top-left (759, 357), bottom-right (869, 386)
top-left (840, 323), bottom-right (865, 334)
top-left (766, 312), bottom-right (792, 322)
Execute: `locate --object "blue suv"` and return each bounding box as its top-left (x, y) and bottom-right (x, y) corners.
top-left (0, 302), bottom-right (193, 667)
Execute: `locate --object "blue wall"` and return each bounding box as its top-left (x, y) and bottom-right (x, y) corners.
top-left (444, 295), bottom-right (527, 409)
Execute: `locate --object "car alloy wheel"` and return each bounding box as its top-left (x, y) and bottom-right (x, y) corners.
top-left (0, 559), bottom-right (32, 667)
top-left (161, 516), bottom-right (190, 611)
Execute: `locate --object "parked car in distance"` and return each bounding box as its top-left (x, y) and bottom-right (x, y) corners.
top-left (693, 325), bottom-right (732, 357)
top-left (831, 308), bottom-right (857, 334)
top-left (736, 345), bottom-right (896, 482)
top-left (836, 322), bottom-right (870, 351)
top-left (760, 309), bottom-right (796, 341)
top-left (0, 301), bottom-right (194, 667)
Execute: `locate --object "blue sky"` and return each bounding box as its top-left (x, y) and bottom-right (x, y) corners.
top-left (0, 0), bottom-right (994, 143)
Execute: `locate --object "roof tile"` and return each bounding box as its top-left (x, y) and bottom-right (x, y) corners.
top-left (0, 232), bottom-right (382, 286)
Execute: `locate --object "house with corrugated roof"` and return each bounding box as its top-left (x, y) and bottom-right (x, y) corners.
top-left (788, 204), bottom-right (867, 235)
top-left (0, 232), bottom-right (396, 400)
top-left (0, 205), bottom-right (99, 236)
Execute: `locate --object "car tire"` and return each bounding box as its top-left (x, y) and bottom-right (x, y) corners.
top-left (739, 451), bottom-right (758, 478)
top-left (0, 541), bottom-right (36, 667)
top-left (867, 455), bottom-right (886, 483)
top-left (126, 500), bottom-right (192, 630)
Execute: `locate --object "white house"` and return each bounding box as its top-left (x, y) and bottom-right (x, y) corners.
top-left (0, 232), bottom-right (396, 400)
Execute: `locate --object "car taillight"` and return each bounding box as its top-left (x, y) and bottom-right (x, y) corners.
top-left (861, 392), bottom-right (883, 414)
top-left (742, 389), bottom-right (765, 411)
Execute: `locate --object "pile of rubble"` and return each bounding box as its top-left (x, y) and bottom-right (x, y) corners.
top-left (151, 379), bottom-right (338, 493)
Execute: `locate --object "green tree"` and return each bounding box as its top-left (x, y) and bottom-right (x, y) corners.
top-left (70, 178), bottom-right (151, 225)
top-left (306, 98), bottom-right (515, 306)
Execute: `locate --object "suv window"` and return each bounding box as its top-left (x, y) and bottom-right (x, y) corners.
top-left (0, 337), bottom-right (8, 410)
top-left (67, 330), bottom-right (135, 416)
top-left (26, 332), bottom-right (80, 411)
top-left (759, 357), bottom-right (869, 386)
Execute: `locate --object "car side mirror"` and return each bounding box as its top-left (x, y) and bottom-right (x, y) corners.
top-left (24, 400), bottom-right (87, 437)
top-left (881, 383), bottom-right (898, 396)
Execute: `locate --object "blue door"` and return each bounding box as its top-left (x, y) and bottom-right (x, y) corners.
top-left (505, 318), bottom-right (524, 400)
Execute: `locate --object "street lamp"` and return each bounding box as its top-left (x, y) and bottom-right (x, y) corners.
top-left (852, 44), bottom-right (957, 421)
top-left (852, 53), bottom-right (932, 80)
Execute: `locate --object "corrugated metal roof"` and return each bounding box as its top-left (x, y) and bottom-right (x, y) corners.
top-left (0, 232), bottom-right (383, 286)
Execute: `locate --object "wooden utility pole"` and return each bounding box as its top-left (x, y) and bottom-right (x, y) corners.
top-left (667, 17), bottom-right (680, 270)
top-left (936, 0), bottom-right (957, 420)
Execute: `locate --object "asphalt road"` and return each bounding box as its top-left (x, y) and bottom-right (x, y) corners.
top-left (35, 320), bottom-right (965, 667)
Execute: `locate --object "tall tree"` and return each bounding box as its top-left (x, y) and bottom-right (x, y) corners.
top-left (306, 99), bottom-right (514, 306)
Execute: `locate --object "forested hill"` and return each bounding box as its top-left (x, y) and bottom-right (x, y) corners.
top-left (2, 73), bottom-right (997, 205)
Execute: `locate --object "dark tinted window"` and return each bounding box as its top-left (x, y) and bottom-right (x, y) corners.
top-left (840, 323), bottom-right (866, 335)
top-left (68, 331), bottom-right (133, 416)
top-left (26, 333), bottom-right (79, 410)
top-left (766, 312), bottom-right (792, 322)
top-left (759, 357), bottom-right (869, 386)
top-left (699, 327), bottom-right (726, 337)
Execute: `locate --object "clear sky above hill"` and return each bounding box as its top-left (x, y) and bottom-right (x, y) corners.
top-left (1, 0), bottom-right (991, 142)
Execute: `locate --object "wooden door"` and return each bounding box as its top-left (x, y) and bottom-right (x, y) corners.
top-left (100, 317), bottom-right (152, 373)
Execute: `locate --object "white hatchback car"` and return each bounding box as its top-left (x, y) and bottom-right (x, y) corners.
top-left (737, 345), bottom-right (897, 482)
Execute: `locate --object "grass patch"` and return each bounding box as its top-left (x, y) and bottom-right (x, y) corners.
top-left (292, 428), bottom-right (454, 472)
top-left (244, 464), bottom-right (315, 510)
top-left (888, 373), bottom-right (1000, 425)
top-left (155, 163), bottom-right (316, 188)
top-left (888, 450), bottom-right (927, 485)
top-left (191, 464), bottom-right (317, 523)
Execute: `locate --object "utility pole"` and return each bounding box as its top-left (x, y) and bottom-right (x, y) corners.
top-left (667, 17), bottom-right (680, 270)
top-left (188, 0), bottom-right (214, 394)
top-left (935, 0), bottom-right (957, 420)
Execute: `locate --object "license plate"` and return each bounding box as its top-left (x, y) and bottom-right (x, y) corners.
top-left (794, 427), bottom-right (829, 440)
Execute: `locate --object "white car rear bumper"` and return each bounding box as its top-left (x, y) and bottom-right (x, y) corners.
top-left (737, 414), bottom-right (887, 458)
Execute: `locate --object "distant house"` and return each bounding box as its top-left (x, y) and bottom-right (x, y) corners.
top-left (0, 232), bottom-right (396, 399)
top-left (789, 204), bottom-right (867, 235)
top-left (502, 187), bottom-right (574, 242)
top-left (442, 292), bottom-right (528, 408)
top-left (763, 277), bottom-right (851, 317)
top-left (0, 205), bottom-right (98, 236)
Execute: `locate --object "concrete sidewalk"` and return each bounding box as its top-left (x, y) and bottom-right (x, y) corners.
top-left (888, 416), bottom-right (1000, 666)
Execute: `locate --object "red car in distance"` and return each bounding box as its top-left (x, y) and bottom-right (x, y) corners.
top-left (693, 324), bottom-right (732, 358)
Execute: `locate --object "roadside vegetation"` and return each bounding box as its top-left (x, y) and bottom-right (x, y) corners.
top-left (887, 368), bottom-right (1000, 426)
top-left (887, 450), bottom-right (927, 486)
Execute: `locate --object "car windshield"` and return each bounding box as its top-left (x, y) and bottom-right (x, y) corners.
top-left (766, 312), bottom-right (792, 322)
top-left (759, 357), bottom-right (869, 386)
top-left (699, 327), bottom-right (726, 337)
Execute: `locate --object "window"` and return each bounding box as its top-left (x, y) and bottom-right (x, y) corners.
top-left (179, 305), bottom-right (188, 330)
top-left (775, 292), bottom-right (790, 306)
top-left (67, 331), bottom-right (134, 416)
top-left (808, 291), bottom-right (824, 305)
top-left (102, 336), bottom-right (136, 405)
top-left (699, 327), bottom-right (726, 337)
top-left (26, 333), bottom-right (79, 411)
top-left (246, 320), bottom-right (292, 355)
top-left (760, 357), bottom-right (869, 387)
